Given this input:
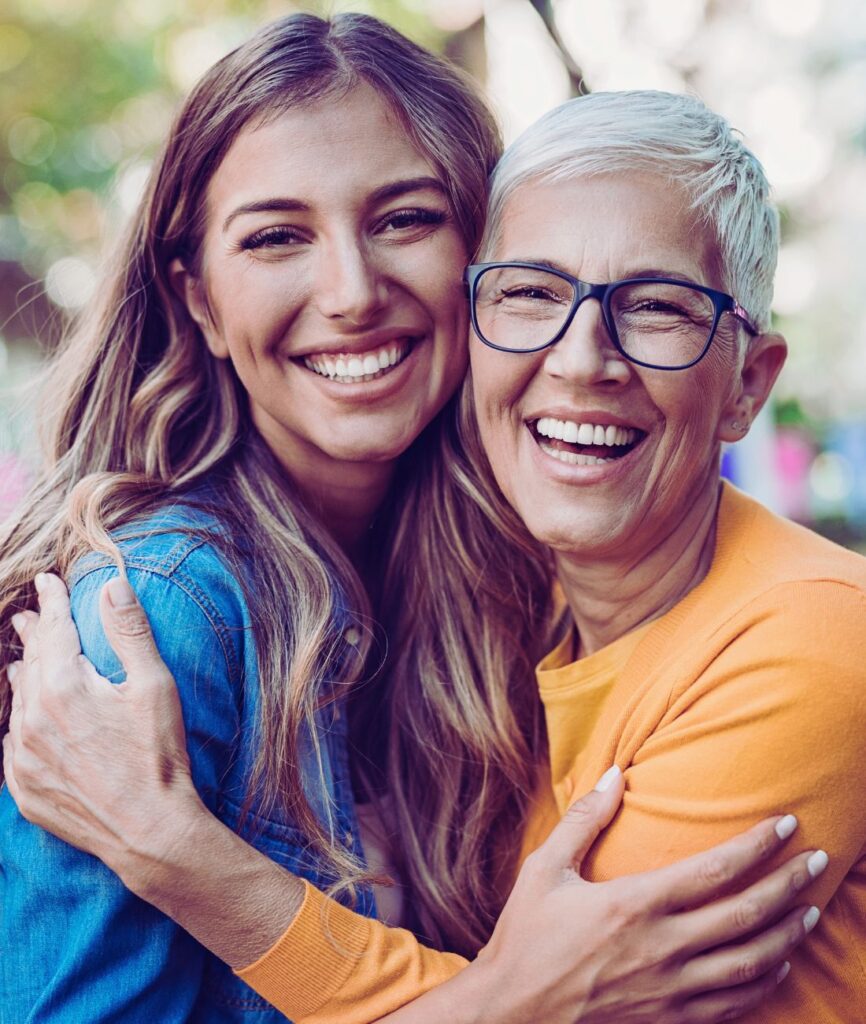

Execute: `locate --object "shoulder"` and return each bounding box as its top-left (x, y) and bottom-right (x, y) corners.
top-left (716, 483), bottom-right (866, 595)
top-left (67, 494), bottom-right (253, 689)
top-left (70, 495), bottom-right (249, 630)
top-left (712, 489), bottom-right (866, 676)
top-left (637, 491), bottom-right (866, 723)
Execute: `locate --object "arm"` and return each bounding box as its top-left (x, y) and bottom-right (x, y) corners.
top-left (0, 563), bottom-right (242, 1022)
top-left (4, 575), bottom-right (823, 1024)
top-left (568, 581), bottom-right (866, 1021)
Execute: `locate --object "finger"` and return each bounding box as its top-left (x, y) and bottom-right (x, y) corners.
top-left (7, 668), bottom-right (24, 739)
top-left (680, 903), bottom-right (813, 998)
top-left (98, 577), bottom-right (173, 683)
top-left (681, 960), bottom-right (792, 1024)
top-left (633, 814), bottom-right (800, 913)
top-left (11, 610), bottom-right (41, 667)
top-left (5, 660), bottom-right (24, 694)
top-left (538, 766), bottom-right (625, 871)
top-left (10, 609), bottom-right (40, 643)
top-left (2, 732), bottom-right (20, 801)
top-left (676, 847), bottom-right (827, 955)
top-left (34, 573), bottom-right (83, 682)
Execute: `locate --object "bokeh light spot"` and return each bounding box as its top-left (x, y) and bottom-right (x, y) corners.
top-left (7, 117), bottom-right (56, 167)
top-left (45, 257), bottom-right (96, 309)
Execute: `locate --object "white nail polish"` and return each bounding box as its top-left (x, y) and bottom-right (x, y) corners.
top-left (807, 851), bottom-right (829, 878)
top-left (594, 765), bottom-right (622, 792)
top-left (775, 814), bottom-right (798, 840)
top-left (803, 906), bottom-right (821, 933)
top-left (776, 961), bottom-right (791, 984)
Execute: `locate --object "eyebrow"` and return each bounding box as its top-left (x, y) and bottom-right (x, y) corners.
top-left (502, 258), bottom-right (700, 285)
top-left (222, 176), bottom-right (447, 233)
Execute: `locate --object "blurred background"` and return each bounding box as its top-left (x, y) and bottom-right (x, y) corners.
top-left (1, 0), bottom-right (864, 548)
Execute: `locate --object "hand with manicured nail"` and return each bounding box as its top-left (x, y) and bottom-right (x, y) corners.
top-left (4, 574), bottom-right (827, 1024)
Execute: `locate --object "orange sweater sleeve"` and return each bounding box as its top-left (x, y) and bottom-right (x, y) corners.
top-left (565, 580), bottom-right (866, 1024)
top-left (236, 881), bottom-right (467, 1024)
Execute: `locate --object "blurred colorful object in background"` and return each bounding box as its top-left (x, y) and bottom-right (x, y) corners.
top-left (1, 0), bottom-right (864, 550)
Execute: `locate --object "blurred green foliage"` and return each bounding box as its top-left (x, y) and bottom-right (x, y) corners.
top-left (0, 0), bottom-right (442, 284)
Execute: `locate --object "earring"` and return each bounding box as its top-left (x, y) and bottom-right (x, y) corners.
top-left (730, 420), bottom-right (748, 432)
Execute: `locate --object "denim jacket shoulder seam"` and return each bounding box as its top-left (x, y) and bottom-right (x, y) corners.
top-left (71, 557), bottom-right (244, 686)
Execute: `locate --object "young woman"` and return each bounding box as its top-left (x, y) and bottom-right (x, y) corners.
top-left (0, 15), bottom-right (821, 1023)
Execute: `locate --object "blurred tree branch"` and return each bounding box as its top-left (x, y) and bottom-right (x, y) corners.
top-left (526, 0), bottom-right (589, 94)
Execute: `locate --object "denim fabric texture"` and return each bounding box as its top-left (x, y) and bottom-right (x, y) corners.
top-left (0, 497), bottom-right (375, 1022)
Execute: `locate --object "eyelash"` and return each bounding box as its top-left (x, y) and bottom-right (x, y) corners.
top-left (378, 207), bottom-right (448, 232)
top-left (238, 207), bottom-right (448, 252)
top-left (239, 226), bottom-right (303, 251)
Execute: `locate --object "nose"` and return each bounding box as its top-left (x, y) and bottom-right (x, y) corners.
top-left (543, 297), bottom-right (632, 387)
top-left (313, 235), bottom-right (389, 325)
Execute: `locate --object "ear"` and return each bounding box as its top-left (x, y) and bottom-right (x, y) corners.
top-left (718, 331), bottom-right (787, 443)
top-left (168, 257), bottom-right (230, 360)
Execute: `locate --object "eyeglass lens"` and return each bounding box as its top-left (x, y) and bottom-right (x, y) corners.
top-left (473, 266), bottom-right (718, 368)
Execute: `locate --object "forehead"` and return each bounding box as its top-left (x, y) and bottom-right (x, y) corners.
top-left (494, 171), bottom-right (721, 286)
top-left (205, 82), bottom-right (437, 217)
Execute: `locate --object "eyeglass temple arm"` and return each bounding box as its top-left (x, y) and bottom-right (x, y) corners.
top-left (731, 300), bottom-right (759, 335)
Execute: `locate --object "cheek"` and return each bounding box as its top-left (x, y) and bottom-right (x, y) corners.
top-left (470, 345), bottom-right (538, 464)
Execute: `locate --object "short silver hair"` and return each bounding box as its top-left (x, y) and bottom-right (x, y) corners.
top-left (480, 90), bottom-right (779, 331)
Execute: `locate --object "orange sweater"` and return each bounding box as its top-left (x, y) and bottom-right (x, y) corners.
top-left (240, 484), bottom-right (866, 1023)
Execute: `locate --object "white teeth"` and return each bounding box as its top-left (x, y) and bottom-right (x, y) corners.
top-left (539, 443), bottom-right (616, 465)
top-left (303, 339), bottom-right (414, 383)
top-left (535, 417), bottom-right (640, 448)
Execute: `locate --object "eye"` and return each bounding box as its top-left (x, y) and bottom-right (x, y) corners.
top-left (238, 226), bottom-right (307, 252)
top-left (376, 206), bottom-right (448, 236)
top-left (500, 286), bottom-right (564, 302)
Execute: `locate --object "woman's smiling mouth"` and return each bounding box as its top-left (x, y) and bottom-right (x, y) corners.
top-left (530, 416), bottom-right (646, 466)
top-left (302, 337), bottom-right (419, 384)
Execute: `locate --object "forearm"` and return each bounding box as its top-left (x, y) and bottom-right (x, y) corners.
top-left (372, 962), bottom-right (487, 1024)
top-left (113, 791), bottom-right (304, 969)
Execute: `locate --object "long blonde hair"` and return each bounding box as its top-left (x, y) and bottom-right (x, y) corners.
top-left (0, 13), bottom-right (554, 955)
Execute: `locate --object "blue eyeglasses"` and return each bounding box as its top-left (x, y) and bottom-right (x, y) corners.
top-left (465, 261), bottom-right (758, 371)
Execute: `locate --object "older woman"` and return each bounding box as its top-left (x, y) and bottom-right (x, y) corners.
top-left (464, 90), bottom-right (866, 1023)
top-left (4, 89), bottom-right (855, 1024)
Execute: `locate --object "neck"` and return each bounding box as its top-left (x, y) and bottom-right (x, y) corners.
top-left (253, 413), bottom-right (396, 568)
top-left (300, 462), bottom-right (395, 567)
top-left (556, 474), bottom-right (723, 658)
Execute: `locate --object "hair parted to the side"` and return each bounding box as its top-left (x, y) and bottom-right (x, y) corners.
top-left (0, 12), bottom-right (553, 953)
top-left (480, 90), bottom-right (780, 331)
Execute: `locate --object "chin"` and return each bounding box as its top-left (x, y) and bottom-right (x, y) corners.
top-left (516, 506), bottom-right (620, 558)
top-left (328, 435), bottom-right (417, 465)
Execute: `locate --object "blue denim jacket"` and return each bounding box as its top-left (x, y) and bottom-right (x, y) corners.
top-left (0, 498), bottom-right (376, 1022)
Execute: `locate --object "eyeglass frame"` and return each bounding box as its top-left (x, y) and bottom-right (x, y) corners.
top-left (463, 261), bottom-right (759, 371)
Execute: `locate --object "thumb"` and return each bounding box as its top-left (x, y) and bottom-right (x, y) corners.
top-left (99, 577), bottom-right (170, 681)
top-left (539, 766), bottom-right (625, 873)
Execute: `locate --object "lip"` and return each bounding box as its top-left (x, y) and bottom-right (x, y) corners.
top-left (524, 407), bottom-right (648, 432)
top-left (292, 328), bottom-right (426, 360)
top-left (295, 336), bottom-right (425, 403)
top-left (527, 423), bottom-right (649, 484)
